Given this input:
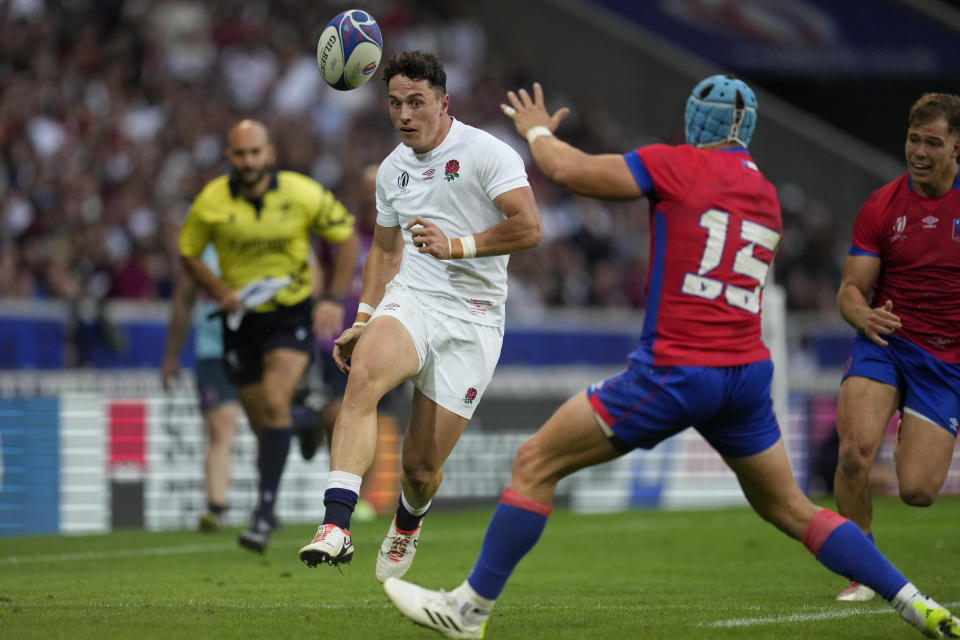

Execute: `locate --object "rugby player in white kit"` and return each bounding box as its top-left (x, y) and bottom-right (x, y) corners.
top-left (298, 50), bottom-right (543, 583)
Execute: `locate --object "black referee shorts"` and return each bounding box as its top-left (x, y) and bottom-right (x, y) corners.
top-left (222, 299), bottom-right (314, 387)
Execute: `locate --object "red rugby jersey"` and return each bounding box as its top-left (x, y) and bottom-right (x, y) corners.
top-left (624, 144), bottom-right (782, 367)
top-left (850, 173), bottom-right (960, 363)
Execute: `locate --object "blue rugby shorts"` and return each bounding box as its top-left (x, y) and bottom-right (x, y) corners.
top-left (586, 358), bottom-right (781, 459)
top-left (843, 334), bottom-right (960, 436)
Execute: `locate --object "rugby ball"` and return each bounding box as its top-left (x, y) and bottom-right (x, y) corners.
top-left (316, 9), bottom-right (382, 91)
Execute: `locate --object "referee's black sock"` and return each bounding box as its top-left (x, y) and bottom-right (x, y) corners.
top-left (256, 426), bottom-right (293, 529)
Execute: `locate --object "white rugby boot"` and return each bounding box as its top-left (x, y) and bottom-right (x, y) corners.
top-left (383, 578), bottom-right (489, 639)
top-left (893, 583), bottom-right (960, 638)
top-left (376, 516), bottom-right (421, 583)
top-left (299, 523), bottom-right (354, 568)
top-left (836, 580), bottom-right (876, 601)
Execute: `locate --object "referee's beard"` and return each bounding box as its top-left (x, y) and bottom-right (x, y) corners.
top-left (231, 165), bottom-right (275, 194)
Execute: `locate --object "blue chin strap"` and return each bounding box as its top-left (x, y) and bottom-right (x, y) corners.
top-left (684, 74), bottom-right (757, 148)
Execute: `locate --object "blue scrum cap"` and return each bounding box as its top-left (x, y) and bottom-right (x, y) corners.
top-left (684, 74), bottom-right (758, 147)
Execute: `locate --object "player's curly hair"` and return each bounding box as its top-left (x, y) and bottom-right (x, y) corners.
top-left (909, 93), bottom-right (960, 136)
top-left (382, 50), bottom-right (446, 94)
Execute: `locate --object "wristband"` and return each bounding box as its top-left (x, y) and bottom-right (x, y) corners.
top-left (525, 126), bottom-right (553, 145)
top-left (352, 321), bottom-right (368, 328)
top-left (354, 301), bottom-right (374, 326)
top-left (448, 234), bottom-right (477, 259)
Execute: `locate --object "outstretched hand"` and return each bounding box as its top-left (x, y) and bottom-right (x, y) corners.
top-left (500, 82), bottom-right (570, 138)
top-left (863, 299), bottom-right (901, 346)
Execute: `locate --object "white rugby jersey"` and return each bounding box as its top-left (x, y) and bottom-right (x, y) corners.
top-left (376, 118), bottom-right (529, 328)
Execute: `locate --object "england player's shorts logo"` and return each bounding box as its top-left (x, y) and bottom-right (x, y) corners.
top-left (953, 218), bottom-right (960, 243)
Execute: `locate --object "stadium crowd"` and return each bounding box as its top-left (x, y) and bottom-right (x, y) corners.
top-left (0, 0), bottom-right (847, 316)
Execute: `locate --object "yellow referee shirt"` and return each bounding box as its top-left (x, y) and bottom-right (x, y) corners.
top-left (178, 171), bottom-right (354, 311)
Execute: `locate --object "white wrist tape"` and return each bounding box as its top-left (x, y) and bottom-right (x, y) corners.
top-left (448, 235), bottom-right (477, 259)
top-left (460, 234), bottom-right (477, 259)
top-left (357, 302), bottom-right (376, 316)
top-left (352, 321), bottom-right (368, 328)
top-left (525, 126), bottom-right (553, 145)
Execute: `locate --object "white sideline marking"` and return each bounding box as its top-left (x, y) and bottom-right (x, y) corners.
top-left (0, 543), bottom-right (235, 565)
top-left (709, 606), bottom-right (887, 627)
top-left (708, 601), bottom-right (960, 628)
top-left (8, 600), bottom-right (393, 611)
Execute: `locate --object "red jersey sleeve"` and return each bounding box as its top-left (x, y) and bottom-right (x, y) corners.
top-left (850, 191), bottom-right (886, 256)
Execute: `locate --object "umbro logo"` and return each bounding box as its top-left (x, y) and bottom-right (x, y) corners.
top-left (922, 215), bottom-right (938, 229)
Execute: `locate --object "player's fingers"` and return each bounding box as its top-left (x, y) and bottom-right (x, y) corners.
top-left (552, 107), bottom-right (570, 127)
top-left (533, 82), bottom-right (544, 106)
top-left (405, 216), bottom-right (427, 230)
top-left (500, 104), bottom-right (516, 118)
top-left (875, 313), bottom-right (901, 331)
top-left (332, 343), bottom-right (351, 371)
top-left (518, 88), bottom-right (533, 107)
top-left (506, 90), bottom-right (522, 110)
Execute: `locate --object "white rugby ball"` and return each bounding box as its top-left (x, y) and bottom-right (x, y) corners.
top-left (316, 9), bottom-right (383, 91)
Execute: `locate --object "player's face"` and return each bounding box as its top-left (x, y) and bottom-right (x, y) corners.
top-left (226, 125), bottom-right (276, 188)
top-left (387, 75), bottom-right (450, 153)
top-left (904, 118), bottom-right (960, 197)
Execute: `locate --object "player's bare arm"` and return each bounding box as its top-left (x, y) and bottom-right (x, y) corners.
top-left (181, 254), bottom-right (241, 312)
top-left (501, 82), bottom-right (643, 200)
top-left (405, 186), bottom-right (541, 260)
top-left (332, 223), bottom-right (403, 373)
top-left (314, 232), bottom-right (360, 338)
top-left (837, 254), bottom-right (901, 346)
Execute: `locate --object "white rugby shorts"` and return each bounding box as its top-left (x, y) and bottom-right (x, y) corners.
top-left (372, 281), bottom-right (503, 419)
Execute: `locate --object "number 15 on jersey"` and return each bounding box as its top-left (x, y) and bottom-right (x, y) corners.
top-left (681, 208), bottom-right (780, 314)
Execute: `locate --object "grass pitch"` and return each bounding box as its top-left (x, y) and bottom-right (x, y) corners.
top-left (2, 496), bottom-right (958, 639)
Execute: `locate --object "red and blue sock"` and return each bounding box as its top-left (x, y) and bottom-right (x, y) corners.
top-left (802, 509), bottom-right (906, 601)
top-left (466, 488), bottom-right (552, 600)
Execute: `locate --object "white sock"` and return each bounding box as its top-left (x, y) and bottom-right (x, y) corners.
top-left (326, 470), bottom-right (362, 495)
top-left (401, 491), bottom-right (431, 516)
top-left (454, 579), bottom-right (495, 617)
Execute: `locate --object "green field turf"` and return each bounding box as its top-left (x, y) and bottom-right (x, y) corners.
top-left (2, 495), bottom-right (958, 639)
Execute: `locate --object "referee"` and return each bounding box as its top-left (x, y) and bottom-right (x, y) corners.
top-left (178, 119), bottom-right (358, 553)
